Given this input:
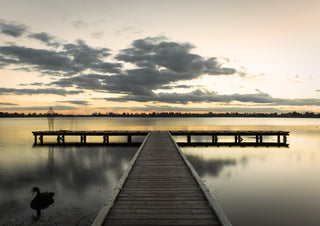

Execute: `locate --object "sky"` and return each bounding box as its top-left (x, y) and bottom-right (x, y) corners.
top-left (0, 0), bottom-right (320, 114)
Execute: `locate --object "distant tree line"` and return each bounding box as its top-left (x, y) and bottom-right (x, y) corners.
top-left (0, 111), bottom-right (320, 118)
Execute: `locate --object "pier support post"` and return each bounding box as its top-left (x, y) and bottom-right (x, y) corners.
top-left (187, 135), bottom-right (191, 143)
top-left (255, 134), bottom-right (263, 144)
top-left (57, 135), bottom-right (65, 144)
top-left (81, 135), bottom-right (86, 143)
top-left (127, 135), bottom-right (132, 143)
top-left (235, 134), bottom-right (243, 143)
top-left (39, 135), bottom-right (43, 144)
top-left (283, 135), bottom-right (287, 144)
top-left (103, 135), bottom-right (109, 144)
top-left (34, 135), bottom-right (37, 144)
top-left (212, 135), bottom-right (218, 144)
top-left (277, 135), bottom-right (281, 144)
top-left (238, 135), bottom-right (243, 143)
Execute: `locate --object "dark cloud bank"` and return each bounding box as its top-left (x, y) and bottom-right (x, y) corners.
top-left (0, 88), bottom-right (82, 96)
top-left (0, 20), bottom-right (27, 37)
top-left (1, 20), bottom-right (319, 109)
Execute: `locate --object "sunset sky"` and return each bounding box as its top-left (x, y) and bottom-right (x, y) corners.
top-left (0, 0), bottom-right (320, 114)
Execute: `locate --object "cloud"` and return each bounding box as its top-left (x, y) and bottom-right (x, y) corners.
top-left (50, 68), bottom-right (196, 96)
top-left (58, 100), bottom-right (89, 105)
top-left (0, 40), bottom-right (121, 75)
top-left (5, 28), bottom-right (317, 109)
top-left (19, 82), bottom-right (45, 86)
top-left (0, 87), bottom-right (83, 96)
top-left (110, 105), bottom-right (286, 113)
top-left (0, 102), bottom-right (18, 106)
top-left (0, 20), bottom-right (28, 37)
top-left (91, 31), bottom-right (104, 39)
top-left (72, 20), bottom-right (88, 29)
top-left (61, 40), bottom-right (122, 74)
top-left (0, 106), bottom-right (77, 111)
top-left (115, 26), bottom-right (141, 35)
top-left (106, 89), bottom-right (271, 104)
top-left (105, 89), bottom-right (320, 106)
top-left (160, 84), bottom-right (193, 90)
top-left (277, 98), bottom-right (320, 106)
top-left (50, 74), bottom-right (106, 89)
top-left (50, 37), bottom-right (238, 96)
top-left (104, 68), bottom-right (180, 95)
top-left (0, 45), bottom-right (74, 73)
top-left (116, 36), bottom-right (236, 76)
top-left (109, 37), bottom-right (236, 94)
top-left (28, 32), bottom-right (60, 47)
top-left (0, 20), bottom-right (59, 47)
top-left (0, 55), bottom-right (18, 68)
top-left (2, 31), bottom-right (238, 98)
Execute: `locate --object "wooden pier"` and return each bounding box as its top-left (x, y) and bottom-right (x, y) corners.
top-left (171, 130), bottom-right (289, 147)
top-left (32, 130), bottom-right (289, 147)
top-left (92, 132), bottom-right (231, 226)
top-left (32, 130), bottom-right (149, 145)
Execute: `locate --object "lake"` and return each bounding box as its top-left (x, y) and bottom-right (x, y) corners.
top-left (0, 117), bottom-right (319, 225)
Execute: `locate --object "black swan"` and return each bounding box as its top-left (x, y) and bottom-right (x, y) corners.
top-left (30, 187), bottom-right (54, 218)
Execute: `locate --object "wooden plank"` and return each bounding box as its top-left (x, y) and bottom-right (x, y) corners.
top-left (105, 213), bottom-right (218, 220)
top-left (120, 188), bottom-right (202, 193)
top-left (108, 208), bottom-right (214, 214)
top-left (118, 193), bottom-right (205, 197)
top-left (111, 205), bottom-right (215, 210)
top-left (104, 219), bottom-right (221, 226)
top-left (116, 196), bottom-right (207, 201)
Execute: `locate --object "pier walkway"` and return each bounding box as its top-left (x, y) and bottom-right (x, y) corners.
top-left (92, 131), bottom-right (231, 226)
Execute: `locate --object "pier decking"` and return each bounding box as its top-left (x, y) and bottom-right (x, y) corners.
top-left (32, 130), bottom-right (289, 146)
top-left (92, 132), bottom-right (231, 226)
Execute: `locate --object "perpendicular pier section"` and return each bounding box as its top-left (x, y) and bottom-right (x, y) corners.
top-left (32, 130), bottom-right (289, 147)
top-left (32, 130), bottom-right (149, 145)
top-left (171, 130), bottom-right (289, 147)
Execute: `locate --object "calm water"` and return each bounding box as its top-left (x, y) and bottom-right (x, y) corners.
top-left (0, 117), bottom-right (319, 225)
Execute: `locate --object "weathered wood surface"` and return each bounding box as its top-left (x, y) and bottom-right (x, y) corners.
top-left (98, 131), bottom-right (230, 226)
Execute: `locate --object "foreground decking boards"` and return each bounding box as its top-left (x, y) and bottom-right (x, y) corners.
top-left (93, 132), bottom-right (230, 226)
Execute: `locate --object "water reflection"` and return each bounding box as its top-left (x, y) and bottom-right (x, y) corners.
top-left (1, 117), bottom-right (320, 226)
top-left (48, 146), bottom-right (54, 172)
top-left (185, 154), bottom-right (237, 177)
top-left (182, 131), bottom-right (320, 226)
top-left (0, 145), bottom-right (136, 225)
top-left (47, 107), bottom-right (55, 131)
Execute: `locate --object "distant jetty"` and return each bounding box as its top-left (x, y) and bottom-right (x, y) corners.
top-left (32, 130), bottom-right (289, 147)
